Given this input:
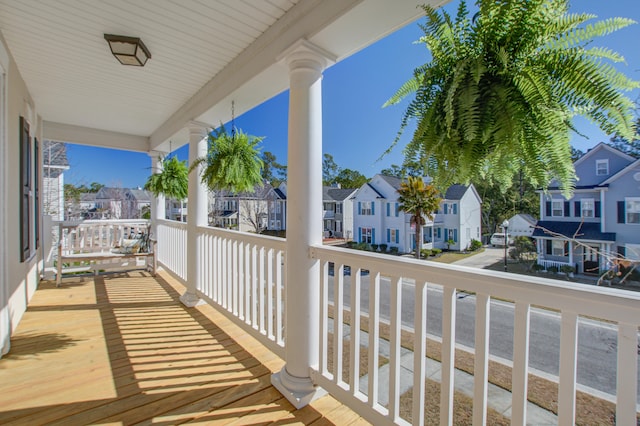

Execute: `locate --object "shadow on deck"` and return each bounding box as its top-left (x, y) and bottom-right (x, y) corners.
top-left (0, 271), bottom-right (367, 425)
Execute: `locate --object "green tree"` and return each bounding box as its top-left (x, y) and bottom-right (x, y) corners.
top-left (322, 153), bottom-right (340, 185)
top-left (64, 183), bottom-right (81, 204)
top-left (608, 117), bottom-right (640, 157)
top-left (334, 168), bottom-right (368, 188)
top-left (191, 124), bottom-right (264, 193)
top-left (261, 151), bottom-right (287, 185)
top-left (385, 1), bottom-right (638, 196)
top-left (397, 177), bottom-right (441, 259)
top-left (89, 182), bottom-right (104, 193)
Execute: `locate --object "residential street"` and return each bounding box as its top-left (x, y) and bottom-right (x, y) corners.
top-left (328, 271), bottom-right (640, 404)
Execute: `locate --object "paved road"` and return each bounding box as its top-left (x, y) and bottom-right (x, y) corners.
top-left (328, 273), bottom-right (640, 403)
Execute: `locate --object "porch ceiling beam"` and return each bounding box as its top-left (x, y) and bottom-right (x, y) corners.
top-left (43, 121), bottom-right (149, 153)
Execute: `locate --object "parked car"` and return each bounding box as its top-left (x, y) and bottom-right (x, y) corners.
top-left (490, 233), bottom-right (513, 247)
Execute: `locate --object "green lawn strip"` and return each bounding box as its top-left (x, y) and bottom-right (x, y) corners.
top-left (428, 249), bottom-right (484, 264)
top-left (329, 305), bottom-right (624, 425)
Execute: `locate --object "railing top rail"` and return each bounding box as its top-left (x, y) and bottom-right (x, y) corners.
top-left (197, 225), bottom-right (286, 250)
top-left (311, 244), bottom-right (640, 325)
top-left (158, 218), bottom-right (188, 229)
top-left (54, 219), bottom-right (150, 227)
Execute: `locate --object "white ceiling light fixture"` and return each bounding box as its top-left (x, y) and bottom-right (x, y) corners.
top-left (104, 34), bottom-right (151, 66)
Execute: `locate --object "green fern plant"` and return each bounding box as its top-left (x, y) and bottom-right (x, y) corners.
top-left (385, 1), bottom-right (639, 196)
top-left (144, 155), bottom-right (189, 200)
top-left (190, 124), bottom-right (264, 193)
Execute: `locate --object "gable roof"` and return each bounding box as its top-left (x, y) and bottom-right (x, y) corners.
top-left (600, 158), bottom-right (640, 185)
top-left (444, 184), bottom-right (468, 200)
top-left (378, 174), bottom-right (402, 190)
top-left (574, 142), bottom-right (636, 168)
top-left (323, 187), bottom-right (357, 202)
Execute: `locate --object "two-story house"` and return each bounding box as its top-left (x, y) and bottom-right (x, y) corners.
top-left (212, 182), bottom-right (285, 233)
top-left (323, 185), bottom-right (357, 239)
top-left (352, 174), bottom-right (482, 253)
top-left (533, 143), bottom-right (640, 274)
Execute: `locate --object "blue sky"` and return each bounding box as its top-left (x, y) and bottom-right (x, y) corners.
top-left (65, 0), bottom-right (640, 189)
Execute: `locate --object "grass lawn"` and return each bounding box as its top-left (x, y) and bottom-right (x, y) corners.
top-left (429, 248), bottom-right (484, 263)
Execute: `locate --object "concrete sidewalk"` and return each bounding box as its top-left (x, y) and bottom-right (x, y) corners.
top-left (331, 319), bottom-right (558, 425)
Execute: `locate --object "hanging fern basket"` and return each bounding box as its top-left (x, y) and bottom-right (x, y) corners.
top-left (190, 124), bottom-right (264, 193)
top-left (144, 155), bottom-right (189, 200)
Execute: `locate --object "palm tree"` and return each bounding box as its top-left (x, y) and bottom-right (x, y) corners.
top-left (191, 124), bottom-right (264, 193)
top-left (397, 177), bottom-right (441, 259)
top-left (385, 1), bottom-right (638, 196)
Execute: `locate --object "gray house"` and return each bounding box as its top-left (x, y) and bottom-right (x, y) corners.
top-left (323, 186), bottom-right (357, 239)
top-left (533, 143), bottom-right (640, 274)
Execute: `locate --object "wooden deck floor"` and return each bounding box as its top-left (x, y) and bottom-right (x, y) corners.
top-left (0, 271), bottom-right (369, 425)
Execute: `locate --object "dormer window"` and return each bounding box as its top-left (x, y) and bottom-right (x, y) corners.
top-left (596, 159), bottom-right (609, 176)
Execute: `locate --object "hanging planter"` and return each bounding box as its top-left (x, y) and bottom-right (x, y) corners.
top-left (144, 155), bottom-right (189, 200)
top-left (190, 123), bottom-right (264, 193)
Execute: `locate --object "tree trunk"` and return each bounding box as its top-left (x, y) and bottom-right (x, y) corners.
top-left (415, 221), bottom-right (421, 259)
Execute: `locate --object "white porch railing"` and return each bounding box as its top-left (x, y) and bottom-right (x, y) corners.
top-left (196, 225), bottom-right (286, 357)
top-left (538, 258), bottom-right (572, 271)
top-left (152, 220), bottom-right (639, 425)
top-left (157, 219), bottom-right (188, 281)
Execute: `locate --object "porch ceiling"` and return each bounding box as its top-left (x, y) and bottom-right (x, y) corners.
top-left (0, 0), bottom-right (439, 153)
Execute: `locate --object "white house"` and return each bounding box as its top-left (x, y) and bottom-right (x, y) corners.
top-left (506, 213), bottom-right (537, 238)
top-left (352, 174), bottom-right (482, 253)
top-left (323, 185), bottom-right (357, 239)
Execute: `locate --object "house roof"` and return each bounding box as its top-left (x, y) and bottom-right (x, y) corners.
top-left (378, 174), bottom-right (402, 190)
top-left (323, 187), bottom-right (357, 202)
top-left (273, 188), bottom-right (287, 200)
top-left (444, 184), bottom-right (468, 200)
top-left (366, 183), bottom-right (386, 199)
top-left (216, 182), bottom-right (275, 199)
top-left (509, 213), bottom-right (537, 226)
top-left (532, 221), bottom-right (616, 242)
top-left (128, 189), bottom-right (151, 202)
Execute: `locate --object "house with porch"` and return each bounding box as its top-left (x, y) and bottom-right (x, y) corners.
top-left (352, 174), bottom-right (482, 253)
top-left (212, 182), bottom-right (284, 233)
top-left (533, 143), bottom-right (640, 275)
top-left (1, 2), bottom-right (638, 425)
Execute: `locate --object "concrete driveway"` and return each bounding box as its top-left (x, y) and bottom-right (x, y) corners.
top-left (453, 246), bottom-right (508, 268)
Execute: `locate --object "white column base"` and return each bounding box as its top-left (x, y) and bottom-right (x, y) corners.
top-left (271, 367), bottom-right (326, 409)
top-left (179, 291), bottom-right (205, 307)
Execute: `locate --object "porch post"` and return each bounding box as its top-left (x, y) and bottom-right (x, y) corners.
top-left (272, 40), bottom-right (334, 408)
top-left (181, 123), bottom-right (208, 307)
top-left (148, 151), bottom-right (166, 237)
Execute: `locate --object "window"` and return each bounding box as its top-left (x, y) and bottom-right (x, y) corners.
top-left (552, 240), bottom-right (567, 256)
top-left (360, 201), bottom-right (373, 215)
top-left (360, 227), bottom-right (373, 243)
top-left (388, 228), bottom-right (399, 244)
top-left (596, 159), bottom-right (609, 176)
top-left (626, 198), bottom-right (640, 224)
top-left (335, 221), bottom-right (342, 233)
top-left (323, 202), bottom-right (332, 211)
top-left (276, 203), bottom-right (281, 214)
top-left (336, 203), bottom-right (342, 214)
top-left (581, 199), bottom-right (594, 218)
top-left (552, 200), bottom-right (564, 217)
top-left (423, 227), bottom-right (432, 243)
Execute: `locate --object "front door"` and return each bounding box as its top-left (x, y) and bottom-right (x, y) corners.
top-left (583, 245), bottom-right (599, 275)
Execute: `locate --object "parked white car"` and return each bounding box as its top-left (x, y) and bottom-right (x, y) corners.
top-left (490, 233), bottom-right (513, 247)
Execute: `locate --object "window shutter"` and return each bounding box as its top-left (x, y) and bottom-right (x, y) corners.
top-left (546, 240), bottom-right (552, 255)
top-left (19, 116), bottom-right (31, 262)
top-left (386, 203), bottom-right (390, 216)
top-left (574, 201), bottom-right (581, 217)
top-left (371, 202), bottom-right (375, 215)
top-left (395, 229), bottom-right (399, 244)
top-left (358, 202), bottom-right (361, 215)
top-left (358, 227), bottom-right (362, 242)
top-left (454, 229), bottom-right (458, 243)
top-left (444, 229), bottom-right (449, 241)
top-left (564, 201), bottom-right (570, 217)
top-left (617, 201), bottom-right (625, 223)
top-left (453, 203), bottom-right (457, 214)
top-left (395, 203), bottom-right (399, 217)
top-left (372, 228), bottom-right (375, 243)
top-left (618, 245), bottom-right (626, 257)
top-left (387, 229), bottom-right (390, 243)
top-left (34, 138), bottom-right (40, 250)
top-left (444, 204), bottom-right (448, 214)
top-left (595, 201), bottom-right (601, 218)
top-left (546, 201), bottom-right (552, 217)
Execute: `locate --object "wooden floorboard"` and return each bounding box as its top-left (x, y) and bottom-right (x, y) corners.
top-left (0, 270), bottom-right (369, 425)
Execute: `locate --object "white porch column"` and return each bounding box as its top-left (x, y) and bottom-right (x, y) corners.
top-left (272, 40), bottom-right (335, 408)
top-left (181, 123), bottom-right (208, 307)
top-left (147, 151), bottom-right (167, 237)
